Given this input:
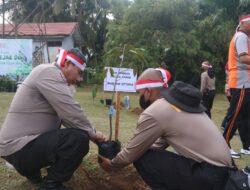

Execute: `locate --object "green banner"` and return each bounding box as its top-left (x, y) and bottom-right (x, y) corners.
top-left (0, 39), bottom-right (33, 77)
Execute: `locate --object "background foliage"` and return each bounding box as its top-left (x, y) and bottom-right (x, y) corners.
top-left (8, 0), bottom-right (250, 88)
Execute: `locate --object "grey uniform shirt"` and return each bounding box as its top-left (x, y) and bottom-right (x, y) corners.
top-left (200, 71), bottom-right (216, 95)
top-left (111, 98), bottom-right (232, 169)
top-left (0, 64), bottom-right (96, 156)
top-left (229, 31), bottom-right (250, 88)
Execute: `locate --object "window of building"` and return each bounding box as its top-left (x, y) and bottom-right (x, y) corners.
top-left (47, 41), bottom-right (62, 47)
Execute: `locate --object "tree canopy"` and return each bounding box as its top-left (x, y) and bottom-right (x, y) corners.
top-left (103, 0), bottom-right (250, 87)
top-left (7, 0), bottom-right (250, 88)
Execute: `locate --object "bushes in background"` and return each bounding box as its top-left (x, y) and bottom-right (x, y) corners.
top-left (0, 76), bottom-right (17, 92)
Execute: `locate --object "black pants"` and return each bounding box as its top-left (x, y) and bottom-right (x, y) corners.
top-left (221, 96), bottom-right (231, 129)
top-left (223, 88), bottom-right (250, 149)
top-left (2, 128), bottom-right (89, 182)
top-left (134, 149), bottom-right (229, 190)
top-left (202, 90), bottom-right (216, 118)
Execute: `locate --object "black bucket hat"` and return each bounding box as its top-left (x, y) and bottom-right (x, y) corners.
top-left (161, 81), bottom-right (206, 113)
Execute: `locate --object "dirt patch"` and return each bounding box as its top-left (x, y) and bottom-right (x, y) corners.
top-left (113, 101), bottom-right (125, 109)
top-left (0, 158), bottom-right (149, 190)
top-left (66, 165), bottom-right (149, 190)
top-left (131, 107), bottom-right (143, 115)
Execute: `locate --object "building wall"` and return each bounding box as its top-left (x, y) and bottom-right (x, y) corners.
top-left (32, 36), bottom-right (74, 66)
top-left (62, 36), bottom-right (74, 49)
top-left (33, 41), bottom-right (46, 66)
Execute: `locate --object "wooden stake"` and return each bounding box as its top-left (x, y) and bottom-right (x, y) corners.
top-left (115, 91), bottom-right (121, 140)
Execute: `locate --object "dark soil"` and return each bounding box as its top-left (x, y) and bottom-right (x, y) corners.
top-left (131, 107), bottom-right (143, 115)
top-left (0, 158), bottom-right (149, 190)
top-left (65, 165), bottom-right (149, 190)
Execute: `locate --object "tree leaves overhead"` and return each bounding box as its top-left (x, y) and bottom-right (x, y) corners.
top-left (52, 0), bottom-right (67, 16)
top-left (104, 0), bottom-right (200, 81)
top-left (103, 0), bottom-right (250, 86)
top-left (12, 0), bottom-right (110, 60)
top-left (8, 0), bottom-right (250, 86)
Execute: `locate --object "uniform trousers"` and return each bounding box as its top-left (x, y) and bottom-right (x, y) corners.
top-left (134, 149), bottom-right (230, 190)
top-left (223, 88), bottom-right (250, 149)
top-left (202, 89), bottom-right (216, 118)
top-left (2, 128), bottom-right (89, 182)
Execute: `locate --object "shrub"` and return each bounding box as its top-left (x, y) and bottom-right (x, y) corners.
top-left (0, 76), bottom-right (17, 92)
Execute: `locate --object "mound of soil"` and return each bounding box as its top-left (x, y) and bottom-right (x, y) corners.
top-left (113, 101), bottom-right (125, 109)
top-left (131, 107), bottom-right (143, 115)
top-left (3, 159), bottom-right (149, 190)
top-left (65, 165), bottom-right (149, 190)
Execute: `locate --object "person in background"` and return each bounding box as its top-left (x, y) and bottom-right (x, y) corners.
top-left (99, 68), bottom-right (232, 190)
top-left (0, 48), bottom-right (106, 190)
top-left (221, 63), bottom-right (231, 130)
top-left (224, 63), bottom-right (231, 102)
top-left (223, 13), bottom-right (250, 159)
top-left (200, 61), bottom-right (216, 118)
top-left (220, 63), bottom-right (241, 159)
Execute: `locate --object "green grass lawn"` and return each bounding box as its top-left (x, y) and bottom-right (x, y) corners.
top-left (0, 87), bottom-right (249, 189)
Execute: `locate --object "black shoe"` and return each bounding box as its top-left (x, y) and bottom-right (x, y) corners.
top-left (38, 177), bottom-right (69, 190)
top-left (26, 172), bottom-right (42, 185)
top-left (244, 165), bottom-right (250, 174)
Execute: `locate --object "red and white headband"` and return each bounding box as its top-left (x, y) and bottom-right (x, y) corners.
top-left (201, 62), bottom-right (212, 69)
top-left (135, 68), bottom-right (171, 90)
top-left (56, 48), bottom-right (86, 71)
top-left (239, 15), bottom-right (250, 24)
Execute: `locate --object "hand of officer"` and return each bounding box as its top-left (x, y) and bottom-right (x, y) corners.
top-left (225, 88), bottom-right (231, 97)
top-left (93, 131), bottom-right (106, 143)
top-left (98, 155), bottom-right (112, 172)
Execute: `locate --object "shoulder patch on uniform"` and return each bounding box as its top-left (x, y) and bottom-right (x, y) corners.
top-left (170, 104), bottom-right (182, 112)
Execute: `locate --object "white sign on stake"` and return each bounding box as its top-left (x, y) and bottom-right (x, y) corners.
top-left (103, 67), bottom-right (137, 92)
